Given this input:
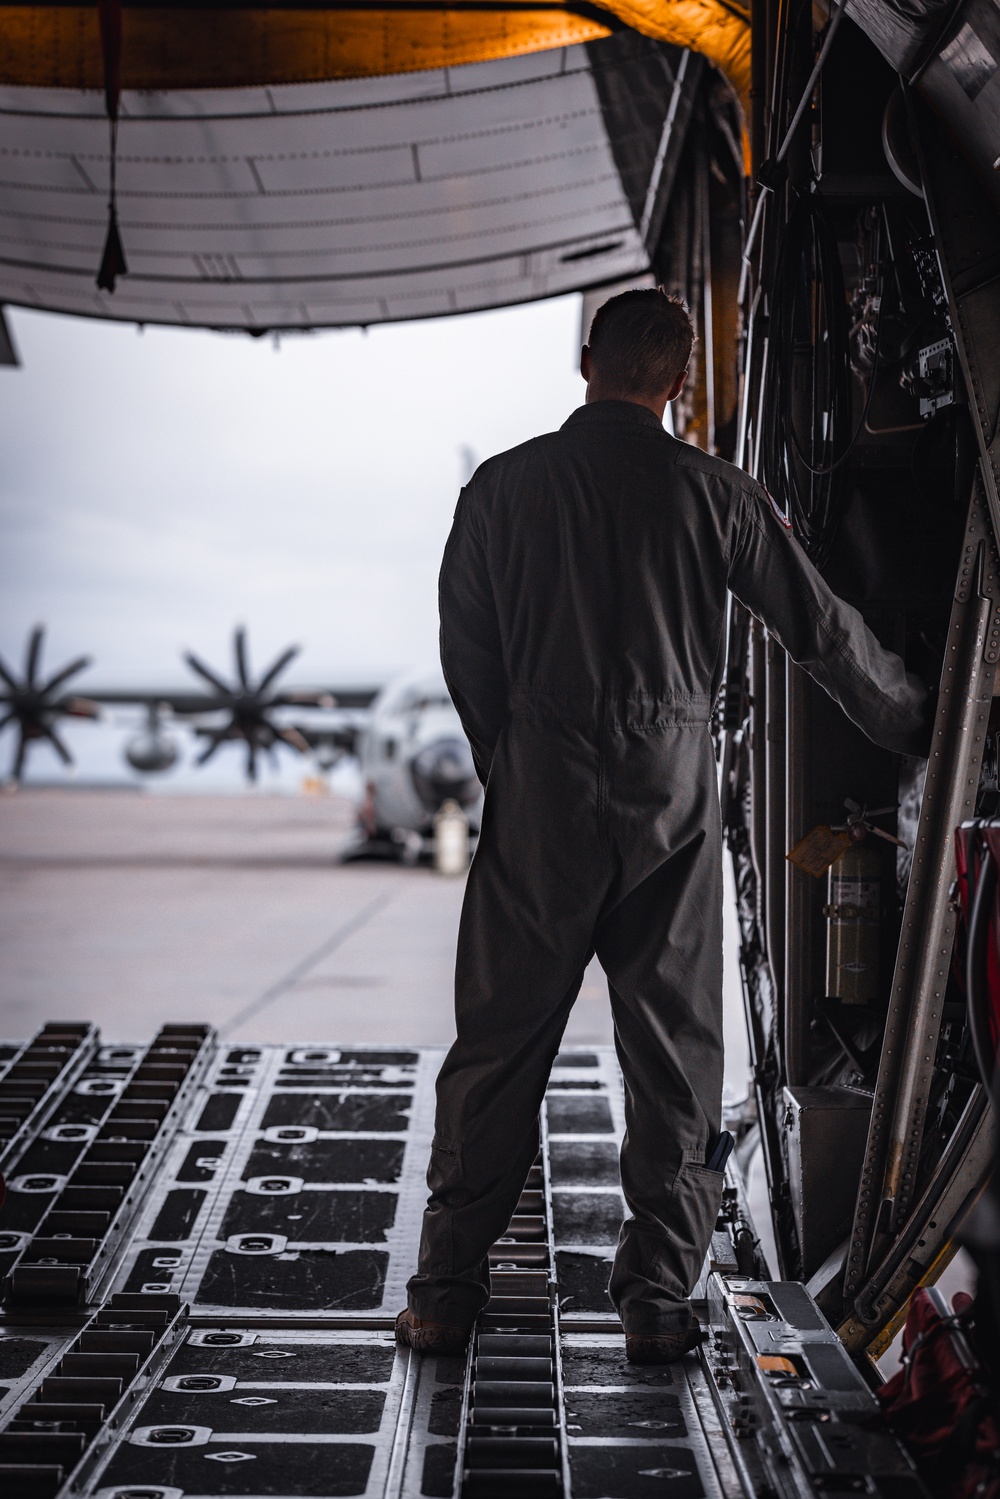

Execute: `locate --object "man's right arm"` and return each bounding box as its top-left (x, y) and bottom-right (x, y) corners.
top-left (439, 486), bottom-right (508, 786)
top-left (728, 485), bottom-right (933, 757)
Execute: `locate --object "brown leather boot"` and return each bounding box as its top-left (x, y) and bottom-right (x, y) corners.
top-left (395, 1307), bottom-right (471, 1356)
top-left (625, 1316), bottom-right (704, 1365)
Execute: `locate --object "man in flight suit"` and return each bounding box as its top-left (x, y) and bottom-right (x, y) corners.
top-left (396, 289), bottom-right (932, 1363)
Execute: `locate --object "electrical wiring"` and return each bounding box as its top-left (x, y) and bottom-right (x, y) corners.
top-left (792, 265), bottom-right (896, 471)
top-left (740, 0), bottom-right (846, 292)
top-left (758, 191), bottom-right (853, 566)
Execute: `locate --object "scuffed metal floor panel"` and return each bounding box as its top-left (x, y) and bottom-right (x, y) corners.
top-left (104, 1045), bottom-right (442, 1321)
top-left (86, 1327), bottom-right (424, 1499)
top-left (0, 1031), bottom-right (927, 1497)
top-left (561, 1334), bottom-right (727, 1499)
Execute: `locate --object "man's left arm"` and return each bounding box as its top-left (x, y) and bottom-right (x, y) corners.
top-left (439, 487), bottom-right (508, 786)
top-left (728, 484), bottom-right (934, 757)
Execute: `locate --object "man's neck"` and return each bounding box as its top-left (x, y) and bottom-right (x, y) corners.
top-left (584, 387), bottom-right (667, 422)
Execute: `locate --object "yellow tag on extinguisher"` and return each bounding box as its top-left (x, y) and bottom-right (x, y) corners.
top-left (786, 824), bottom-right (852, 879)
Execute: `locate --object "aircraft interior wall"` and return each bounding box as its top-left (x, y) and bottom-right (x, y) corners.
top-left (678, 4), bottom-right (1000, 1367)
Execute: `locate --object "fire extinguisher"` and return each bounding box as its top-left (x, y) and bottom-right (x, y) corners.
top-left (824, 799), bottom-right (904, 1005)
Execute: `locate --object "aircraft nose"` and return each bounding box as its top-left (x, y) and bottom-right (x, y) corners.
top-left (410, 736), bottom-right (479, 812)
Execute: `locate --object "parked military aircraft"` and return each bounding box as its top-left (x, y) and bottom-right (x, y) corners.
top-left (345, 667), bottom-right (483, 861)
top-left (0, 627), bottom-right (479, 860)
top-left (0, 624), bottom-right (377, 785)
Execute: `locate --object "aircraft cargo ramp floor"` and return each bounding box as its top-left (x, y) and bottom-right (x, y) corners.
top-left (0, 1030), bottom-right (931, 1499)
top-left (0, 795), bottom-right (930, 1496)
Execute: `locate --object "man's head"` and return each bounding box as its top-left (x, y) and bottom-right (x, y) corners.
top-left (581, 287), bottom-right (694, 418)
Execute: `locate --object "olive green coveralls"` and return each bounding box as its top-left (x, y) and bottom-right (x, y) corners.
top-left (407, 400), bottom-right (931, 1336)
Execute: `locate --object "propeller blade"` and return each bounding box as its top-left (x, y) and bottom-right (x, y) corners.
top-left (25, 625), bottom-right (44, 687)
top-left (246, 741), bottom-right (258, 781)
top-left (257, 645), bottom-right (300, 695)
top-left (11, 729), bottom-right (28, 782)
top-left (0, 652), bottom-right (19, 692)
top-left (277, 725), bottom-right (310, 755)
top-left (0, 712), bottom-right (13, 734)
top-left (47, 726), bottom-right (74, 766)
top-left (41, 654), bottom-right (93, 696)
top-left (234, 627), bottom-right (250, 689)
top-left (195, 732), bottom-right (225, 766)
top-left (183, 651), bottom-right (231, 696)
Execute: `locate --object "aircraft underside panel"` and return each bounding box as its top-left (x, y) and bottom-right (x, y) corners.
top-left (0, 33), bottom-right (704, 333)
top-left (0, 1030), bottom-right (929, 1497)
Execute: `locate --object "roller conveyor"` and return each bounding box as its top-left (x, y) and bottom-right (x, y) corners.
top-left (0, 1031), bottom-right (929, 1498)
top-left (2, 1028), bottom-right (215, 1311)
top-left (0, 1025), bottom-right (99, 1179)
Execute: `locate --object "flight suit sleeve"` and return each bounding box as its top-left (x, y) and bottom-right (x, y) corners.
top-left (439, 485), bottom-right (508, 786)
top-left (728, 485), bottom-right (933, 757)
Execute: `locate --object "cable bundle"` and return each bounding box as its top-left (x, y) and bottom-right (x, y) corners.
top-left (759, 193), bottom-right (853, 569)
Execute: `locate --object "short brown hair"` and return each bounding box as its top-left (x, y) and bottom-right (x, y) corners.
top-left (587, 287), bottom-right (694, 398)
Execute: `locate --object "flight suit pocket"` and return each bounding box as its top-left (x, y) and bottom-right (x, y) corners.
top-left (667, 1157), bottom-right (725, 1296)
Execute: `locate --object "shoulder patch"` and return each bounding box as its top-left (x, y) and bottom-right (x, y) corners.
top-left (763, 486), bottom-right (793, 531)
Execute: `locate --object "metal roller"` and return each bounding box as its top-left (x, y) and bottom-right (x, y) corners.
top-left (0, 1292), bottom-right (182, 1498)
top-left (476, 1335), bottom-right (552, 1356)
top-left (471, 1380), bottom-right (556, 1407)
top-left (16, 1404), bottom-right (106, 1434)
top-left (0, 1432), bottom-right (86, 1464)
top-left (464, 1472), bottom-right (562, 1497)
top-left (458, 1136), bottom-right (567, 1497)
top-left (0, 1464), bottom-right (66, 1499)
top-left (466, 1435), bottom-right (561, 1466)
top-left (58, 1353), bottom-right (140, 1380)
top-left (470, 1408), bottom-right (558, 1428)
top-left (0, 1023), bottom-right (98, 1172)
top-left (476, 1357), bottom-right (554, 1380)
top-left (489, 1243), bottom-right (549, 1267)
top-left (2, 1027), bottom-right (214, 1310)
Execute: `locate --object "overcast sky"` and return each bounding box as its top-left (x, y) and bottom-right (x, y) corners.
top-left (0, 296), bottom-right (585, 695)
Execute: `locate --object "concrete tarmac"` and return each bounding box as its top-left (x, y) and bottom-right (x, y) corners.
top-left (0, 790), bottom-right (621, 1050)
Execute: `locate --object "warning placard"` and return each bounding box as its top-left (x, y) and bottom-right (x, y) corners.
top-left (786, 824), bottom-right (851, 878)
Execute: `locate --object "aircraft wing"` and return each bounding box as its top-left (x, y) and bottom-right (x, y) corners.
top-left (55, 687), bottom-right (381, 715)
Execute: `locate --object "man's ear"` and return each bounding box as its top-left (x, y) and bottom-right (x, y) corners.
top-left (666, 367), bottom-right (687, 402)
top-left (580, 345), bottom-right (591, 382)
